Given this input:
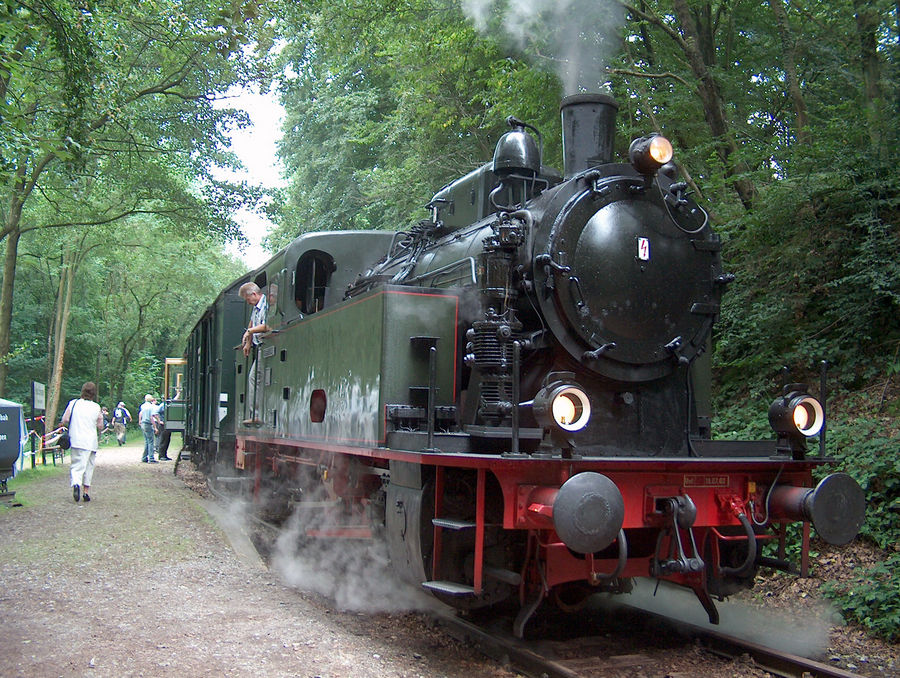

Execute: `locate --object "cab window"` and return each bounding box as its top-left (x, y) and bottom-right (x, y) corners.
top-left (295, 251), bottom-right (334, 315)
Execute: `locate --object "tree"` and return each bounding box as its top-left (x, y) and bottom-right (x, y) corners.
top-left (7, 211), bottom-right (245, 416)
top-left (269, 0), bottom-right (561, 247)
top-left (0, 0), bottom-right (273, 394)
top-left (768, 0), bottom-right (809, 145)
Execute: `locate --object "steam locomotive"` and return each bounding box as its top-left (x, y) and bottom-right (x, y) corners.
top-left (183, 93), bottom-right (865, 635)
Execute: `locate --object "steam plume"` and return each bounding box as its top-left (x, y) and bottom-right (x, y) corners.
top-left (271, 506), bottom-right (435, 613)
top-left (461, 0), bottom-right (625, 94)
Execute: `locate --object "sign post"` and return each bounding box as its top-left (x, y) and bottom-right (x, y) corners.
top-left (31, 381), bottom-right (45, 468)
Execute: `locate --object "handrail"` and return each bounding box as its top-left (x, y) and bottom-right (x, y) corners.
top-left (404, 257), bottom-right (477, 288)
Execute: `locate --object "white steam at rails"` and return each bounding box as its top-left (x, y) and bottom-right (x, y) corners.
top-left (271, 501), bottom-right (436, 613)
top-left (462, 0), bottom-right (625, 94)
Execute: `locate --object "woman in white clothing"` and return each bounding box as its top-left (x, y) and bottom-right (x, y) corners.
top-left (61, 382), bottom-right (104, 503)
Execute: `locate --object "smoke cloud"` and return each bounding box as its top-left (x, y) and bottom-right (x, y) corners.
top-left (461, 0), bottom-right (625, 95)
top-left (270, 506), bottom-right (437, 613)
top-left (211, 459), bottom-right (436, 614)
top-left (600, 579), bottom-right (834, 659)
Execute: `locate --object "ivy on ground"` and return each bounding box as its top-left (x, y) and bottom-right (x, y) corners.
top-left (822, 552), bottom-right (900, 643)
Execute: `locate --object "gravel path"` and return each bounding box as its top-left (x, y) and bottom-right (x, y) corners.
top-left (0, 445), bottom-right (517, 678)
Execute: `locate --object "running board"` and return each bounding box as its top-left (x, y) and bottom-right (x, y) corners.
top-left (484, 565), bottom-right (521, 586)
top-left (422, 580), bottom-right (475, 596)
top-left (423, 566), bottom-right (520, 596)
top-left (432, 518), bottom-right (475, 530)
top-left (431, 518), bottom-right (501, 530)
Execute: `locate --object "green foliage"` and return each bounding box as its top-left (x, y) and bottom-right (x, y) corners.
top-left (5, 214), bottom-right (246, 410)
top-left (713, 152), bottom-right (900, 399)
top-left (268, 0), bottom-right (562, 247)
top-left (1, 0), bottom-right (262, 208)
top-left (0, 0), bottom-right (281, 399)
top-left (122, 354), bottom-right (164, 405)
top-left (823, 412), bottom-right (900, 550)
top-left (822, 552), bottom-right (900, 642)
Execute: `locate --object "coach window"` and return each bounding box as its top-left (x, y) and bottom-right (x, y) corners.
top-left (295, 250), bottom-right (334, 315)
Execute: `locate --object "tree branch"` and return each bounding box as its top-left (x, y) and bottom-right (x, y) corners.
top-left (608, 67), bottom-right (692, 88)
top-left (621, 1), bottom-right (689, 51)
top-left (19, 205), bottom-right (204, 234)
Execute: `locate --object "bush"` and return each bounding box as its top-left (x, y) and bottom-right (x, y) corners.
top-left (818, 411), bottom-right (899, 641)
top-left (822, 552), bottom-right (900, 642)
top-left (823, 414), bottom-right (899, 550)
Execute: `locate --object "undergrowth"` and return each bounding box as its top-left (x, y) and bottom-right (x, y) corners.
top-left (817, 410), bottom-right (900, 641)
top-left (822, 552), bottom-right (900, 643)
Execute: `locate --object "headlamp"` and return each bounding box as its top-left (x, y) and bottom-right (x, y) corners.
top-left (768, 385), bottom-right (825, 457)
top-left (791, 396), bottom-right (824, 436)
top-left (534, 382), bottom-right (592, 433)
top-left (629, 135), bottom-right (674, 175)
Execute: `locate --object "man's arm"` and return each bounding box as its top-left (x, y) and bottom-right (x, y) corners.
top-left (243, 321), bottom-right (270, 337)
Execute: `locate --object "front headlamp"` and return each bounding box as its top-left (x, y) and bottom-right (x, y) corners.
top-left (629, 134), bottom-right (674, 175)
top-left (769, 385), bottom-right (825, 456)
top-left (534, 382), bottom-right (592, 433)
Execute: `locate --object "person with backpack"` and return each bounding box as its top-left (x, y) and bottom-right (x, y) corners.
top-left (112, 401), bottom-right (131, 446)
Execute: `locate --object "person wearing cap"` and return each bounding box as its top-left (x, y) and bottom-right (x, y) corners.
top-left (112, 401), bottom-right (131, 446)
top-left (138, 394), bottom-right (158, 463)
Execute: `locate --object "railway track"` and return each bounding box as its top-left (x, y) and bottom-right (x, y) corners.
top-left (204, 478), bottom-right (863, 678)
top-left (435, 606), bottom-right (862, 678)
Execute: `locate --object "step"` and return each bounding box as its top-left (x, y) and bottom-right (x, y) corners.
top-left (422, 580), bottom-right (476, 596)
top-left (432, 518), bottom-right (476, 530)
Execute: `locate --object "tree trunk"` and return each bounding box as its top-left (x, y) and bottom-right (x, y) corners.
top-left (45, 262), bottom-right (65, 427)
top-left (853, 0), bottom-right (885, 154)
top-left (0, 137), bottom-right (35, 396)
top-left (47, 267), bottom-right (65, 387)
top-left (0, 226), bottom-right (21, 396)
top-left (769, 0), bottom-right (810, 144)
top-left (671, 0), bottom-right (758, 210)
top-left (45, 257), bottom-right (75, 428)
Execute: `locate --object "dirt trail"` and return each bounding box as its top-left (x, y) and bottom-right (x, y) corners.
top-left (0, 445), bottom-right (515, 678)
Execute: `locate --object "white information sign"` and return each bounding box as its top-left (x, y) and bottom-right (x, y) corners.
top-left (32, 381), bottom-right (45, 411)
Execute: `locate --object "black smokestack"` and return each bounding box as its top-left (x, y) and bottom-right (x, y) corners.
top-left (560, 93), bottom-right (619, 178)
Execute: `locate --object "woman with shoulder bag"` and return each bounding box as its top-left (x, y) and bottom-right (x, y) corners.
top-left (60, 382), bottom-right (104, 503)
